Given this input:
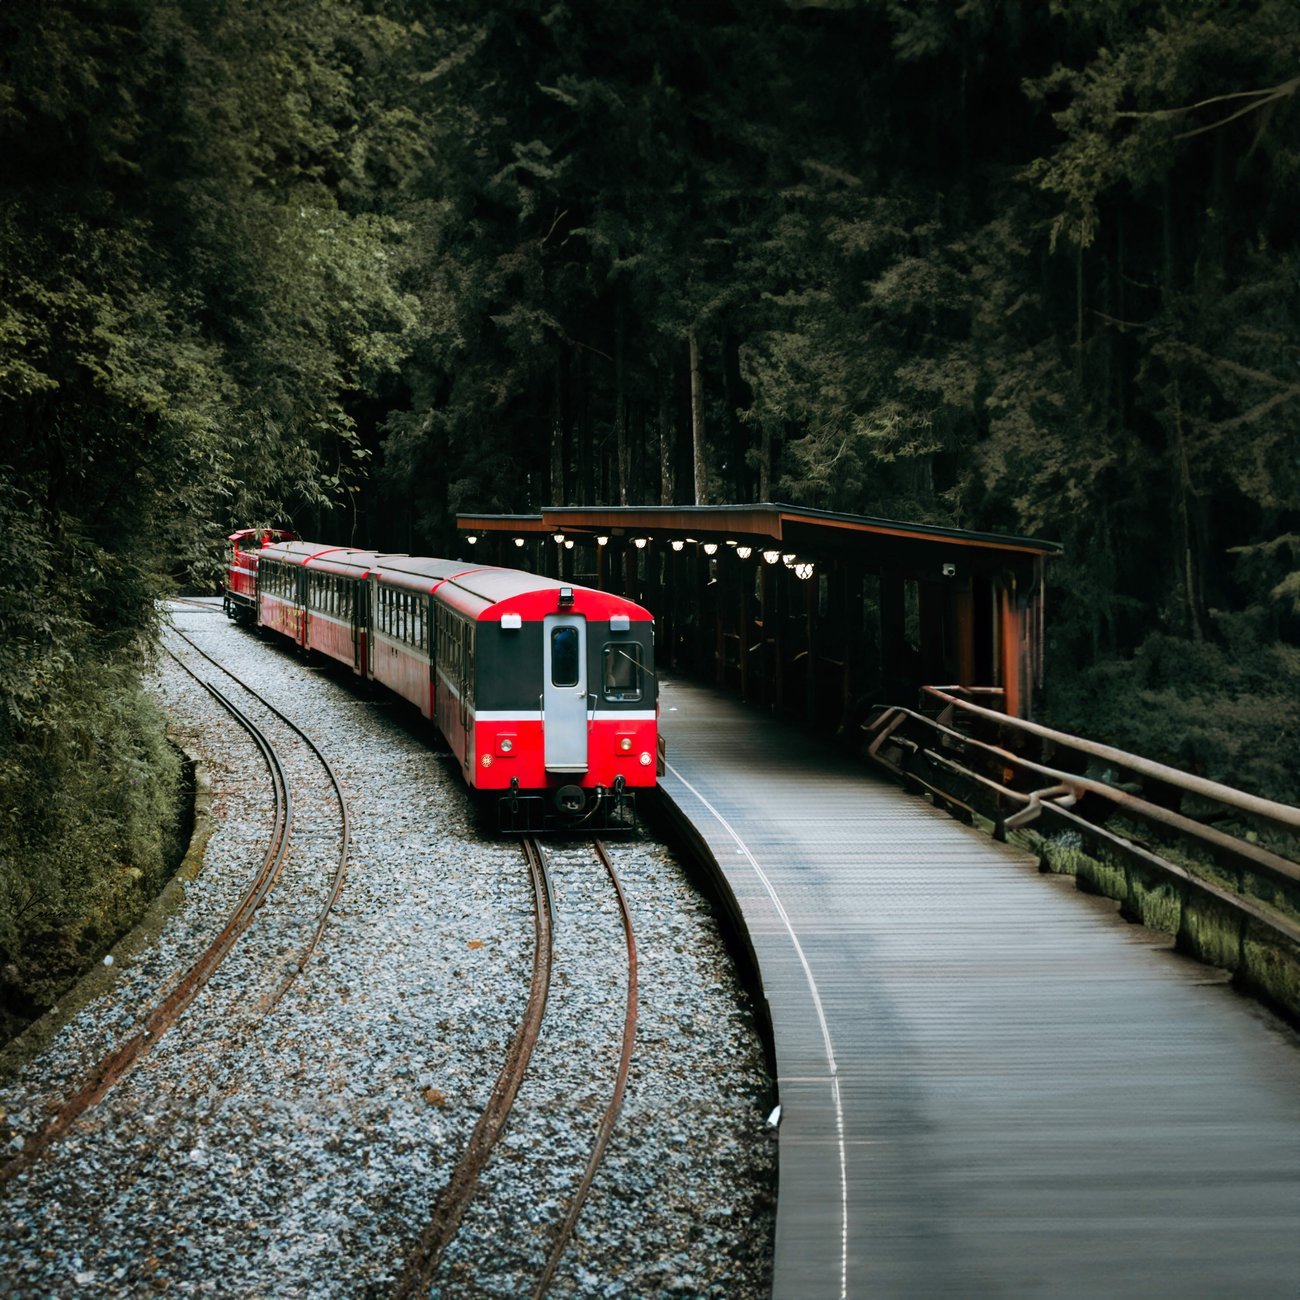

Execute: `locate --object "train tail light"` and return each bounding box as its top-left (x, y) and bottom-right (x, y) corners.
top-left (639, 751), bottom-right (653, 767)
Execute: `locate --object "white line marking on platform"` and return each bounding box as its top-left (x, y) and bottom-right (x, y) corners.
top-left (667, 762), bottom-right (849, 1300)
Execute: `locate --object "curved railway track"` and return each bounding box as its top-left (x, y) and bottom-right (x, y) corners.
top-left (0, 623), bottom-right (351, 1184)
top-left (165, 624), bottom-right (352, 1009)
top-left (395, 836), bottom-right (639, 1299)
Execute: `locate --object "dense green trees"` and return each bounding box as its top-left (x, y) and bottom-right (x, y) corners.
top-left (2, 0), bottom-right (1296, 1032)
top-left (0, 0), bottom-right (415, 1033)
top-left (368, 0), bottom-right (1296, 800)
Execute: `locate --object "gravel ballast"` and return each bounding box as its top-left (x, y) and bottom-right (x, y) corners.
top-left (0, 600), bottom-right (776, 1297)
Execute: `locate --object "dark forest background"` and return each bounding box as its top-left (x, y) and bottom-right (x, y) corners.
top-left (1, 0), bottom-right (1298, 1029)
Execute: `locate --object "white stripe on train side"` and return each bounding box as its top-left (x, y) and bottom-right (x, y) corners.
top-left (472, 709), bottom-right (656, 723)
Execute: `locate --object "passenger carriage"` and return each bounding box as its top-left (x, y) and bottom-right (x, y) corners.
top-left (237, 539), bottom-right (657, 830)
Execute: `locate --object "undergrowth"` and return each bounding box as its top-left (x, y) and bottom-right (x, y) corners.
top-left (0, 666), bottom-right (182, 1045)
top-left (1045, 614), bottom-right (1300, 808)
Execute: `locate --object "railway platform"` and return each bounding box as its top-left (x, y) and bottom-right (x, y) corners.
top-left (656, 676), bottom-right (1300, 1298)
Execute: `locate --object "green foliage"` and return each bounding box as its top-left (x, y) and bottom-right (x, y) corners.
top-left (0, 482), bottom-right (183, 1034)
top-left (1046, 615), bottom-right (1300, 804)
top-left (0, 662), bottom-right (182, 1038)
top-left (0, 0), bottom-right (417, 1034)
top-left (4, 0), bottom-right (1300, 1033)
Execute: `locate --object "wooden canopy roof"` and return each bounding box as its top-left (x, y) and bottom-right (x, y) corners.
top-left (457, 503), bottom-right (1061, 579)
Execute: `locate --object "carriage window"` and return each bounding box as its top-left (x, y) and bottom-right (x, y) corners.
top-left (602, 643), bottom-right (642, 702)
top-left (551, 626), bottom-right (580, 687)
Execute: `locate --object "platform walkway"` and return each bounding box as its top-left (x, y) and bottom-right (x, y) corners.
top-left (656, 676), bottom-right (1300, 1298)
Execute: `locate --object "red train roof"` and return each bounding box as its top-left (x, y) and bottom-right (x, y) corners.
top-left (256, 540), bottom-right (652, 622)
top-left (440, 569), bottom-right (652, 622)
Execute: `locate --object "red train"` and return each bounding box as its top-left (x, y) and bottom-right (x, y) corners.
top-left (222, 528), bottom-right (301, 622)
top-left (223, 530), bottom-right (658, 830)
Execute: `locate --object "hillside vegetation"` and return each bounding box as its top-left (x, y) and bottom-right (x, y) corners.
top-left (2, 0), bottom-right (1297, 1029)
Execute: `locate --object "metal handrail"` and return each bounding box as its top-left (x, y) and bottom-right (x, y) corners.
top-left (863, 692), bottom-right (1300, 1022)
top-left (866, 703), bottom-right (1300, 895)
top-left (920, 685), bottom-right (1300, 835)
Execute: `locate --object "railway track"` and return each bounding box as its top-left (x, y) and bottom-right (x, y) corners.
top-left (395, 836), bottom-right (639, 1298)
top-left (0, 621), bottom-right (351, 1184)
top-left (0, 605), bottom-right (775, 1296)
top-left (165, 624), bottom-right (352, 1010)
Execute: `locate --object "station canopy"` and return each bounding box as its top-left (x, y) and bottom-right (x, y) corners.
top-left (456, 502), bottom-right (1061, 579)
top-left (457, 504), bottom-right (1062, 720)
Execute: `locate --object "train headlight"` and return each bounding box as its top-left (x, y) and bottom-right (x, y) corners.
top-left (618, 737), bottom-right (633, 752)
top-left (499, 736), bottom-right (514, 754)
top-left (639, 751), bottom-right (652, 767)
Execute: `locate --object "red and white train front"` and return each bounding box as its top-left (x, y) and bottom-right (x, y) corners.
top-left (438, 568), bottom-right (657, 825)
top-left (222, 528), bottom-right (299, 622)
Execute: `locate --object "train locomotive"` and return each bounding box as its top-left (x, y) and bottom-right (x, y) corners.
top-left (223, 530), bottom-right (658, 830)
top-left (222, 528), bottom-right (300, 622)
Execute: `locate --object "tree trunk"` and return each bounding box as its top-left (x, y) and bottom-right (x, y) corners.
top-left (574, 349), bottom-right (593, 506)
top-left (658, 364), bottom-right (675, 505)
top-left (550, 356), bottom-right (564, 505)
top-left (615, 290), bottom-right (628, 505)
top-left (757, 425), bottom-right (772, 501)
top-left (1171, 377), bottom-right (1204, 640)
top-left (688, 327), bottom-right (706, 505)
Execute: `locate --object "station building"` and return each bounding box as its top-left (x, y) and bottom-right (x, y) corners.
top-left (455, 504), bottom-right (1061, 725)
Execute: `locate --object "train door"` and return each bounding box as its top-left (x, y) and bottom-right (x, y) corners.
top-left (351, 578), bottom-right (366, 674)
top-left (458, 617), bottom-right (473, 733)
top-left (364, 576), bottom-right (377, 677)
top-left (542, 613), bottom-right (588, 772)
top-left (296, 567), bottom-right (309, 648)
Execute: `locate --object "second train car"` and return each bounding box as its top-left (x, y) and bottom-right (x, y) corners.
top-left (227, 536), bottom-right (658, 830)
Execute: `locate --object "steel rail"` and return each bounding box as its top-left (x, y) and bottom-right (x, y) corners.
top-left (392, 835), bottom-right (556, 1300)
top-left (0, 649), bottom-right (293, 1185)
top-left (167, 624), bottom-right (352, 1006)
top-left (168, 597), bottom-right (224, 613)
top-left (532, 839), bottom-right (639, 1298)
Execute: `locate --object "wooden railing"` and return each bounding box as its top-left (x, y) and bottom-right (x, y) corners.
top-left (863, 686), bottom-right (1300, 1022)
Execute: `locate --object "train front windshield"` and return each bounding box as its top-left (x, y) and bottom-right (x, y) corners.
top-left (602, 644), bottom-right (643, 701)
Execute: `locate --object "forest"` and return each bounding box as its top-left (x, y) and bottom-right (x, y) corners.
top-left (1, 0), bottom-right (1298, 1031)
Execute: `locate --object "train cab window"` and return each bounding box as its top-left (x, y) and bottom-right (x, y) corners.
top-left (602, 643), bottom-right (642, 701)
top-left (551, 626), bottom-right (580, 687)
